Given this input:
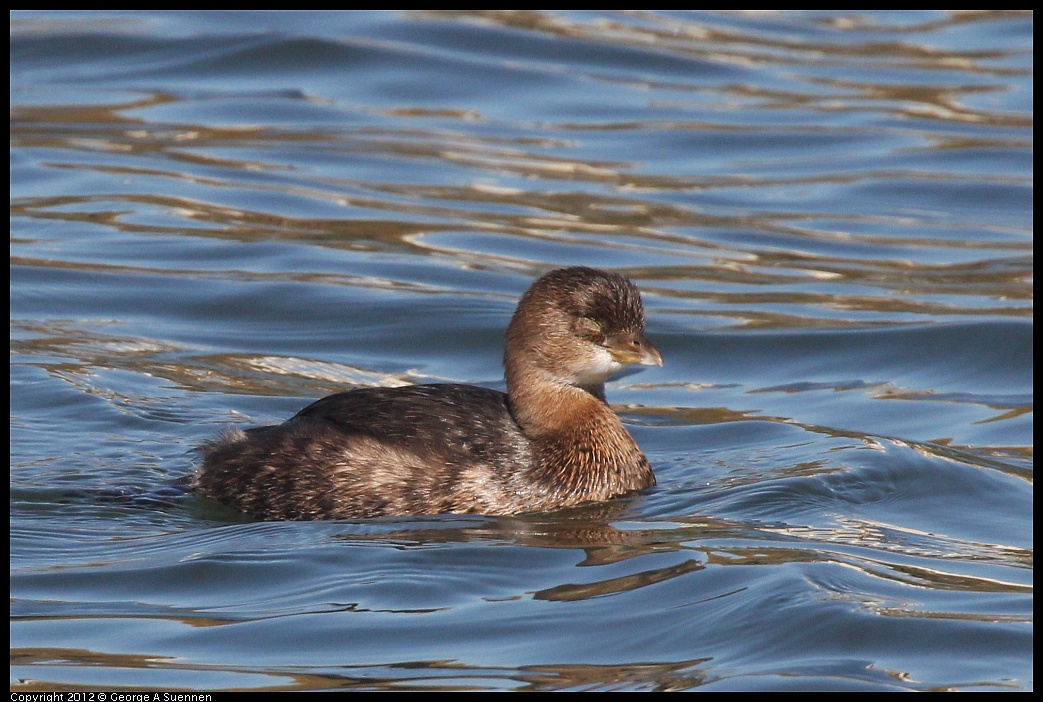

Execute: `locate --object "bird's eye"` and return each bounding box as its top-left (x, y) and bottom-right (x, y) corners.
top-left (579, 317), bottom-right (603, 333)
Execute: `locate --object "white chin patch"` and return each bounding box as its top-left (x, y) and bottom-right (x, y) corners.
top-left (571, 348), bottom-right (625, 385)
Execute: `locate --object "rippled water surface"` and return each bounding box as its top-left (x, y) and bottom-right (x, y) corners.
top-left (10, 10), bottom-right (1032, 691)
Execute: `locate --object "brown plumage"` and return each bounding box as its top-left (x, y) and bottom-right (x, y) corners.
top-left (193, 267), bottom-right (662, 520)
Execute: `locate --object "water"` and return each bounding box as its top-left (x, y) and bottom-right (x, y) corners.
top-left (10, 10), bottom-right (1032, 691)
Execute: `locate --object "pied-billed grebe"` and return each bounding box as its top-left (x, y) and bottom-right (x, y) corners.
top-left (193, 267), bottom-right (662, 520)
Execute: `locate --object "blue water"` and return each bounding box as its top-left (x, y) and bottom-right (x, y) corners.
top-left (10, 10), bottom-right (1032, 691)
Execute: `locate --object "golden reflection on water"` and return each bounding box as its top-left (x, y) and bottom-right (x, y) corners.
top-left (10, 11), bottom-right (1031, 691)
